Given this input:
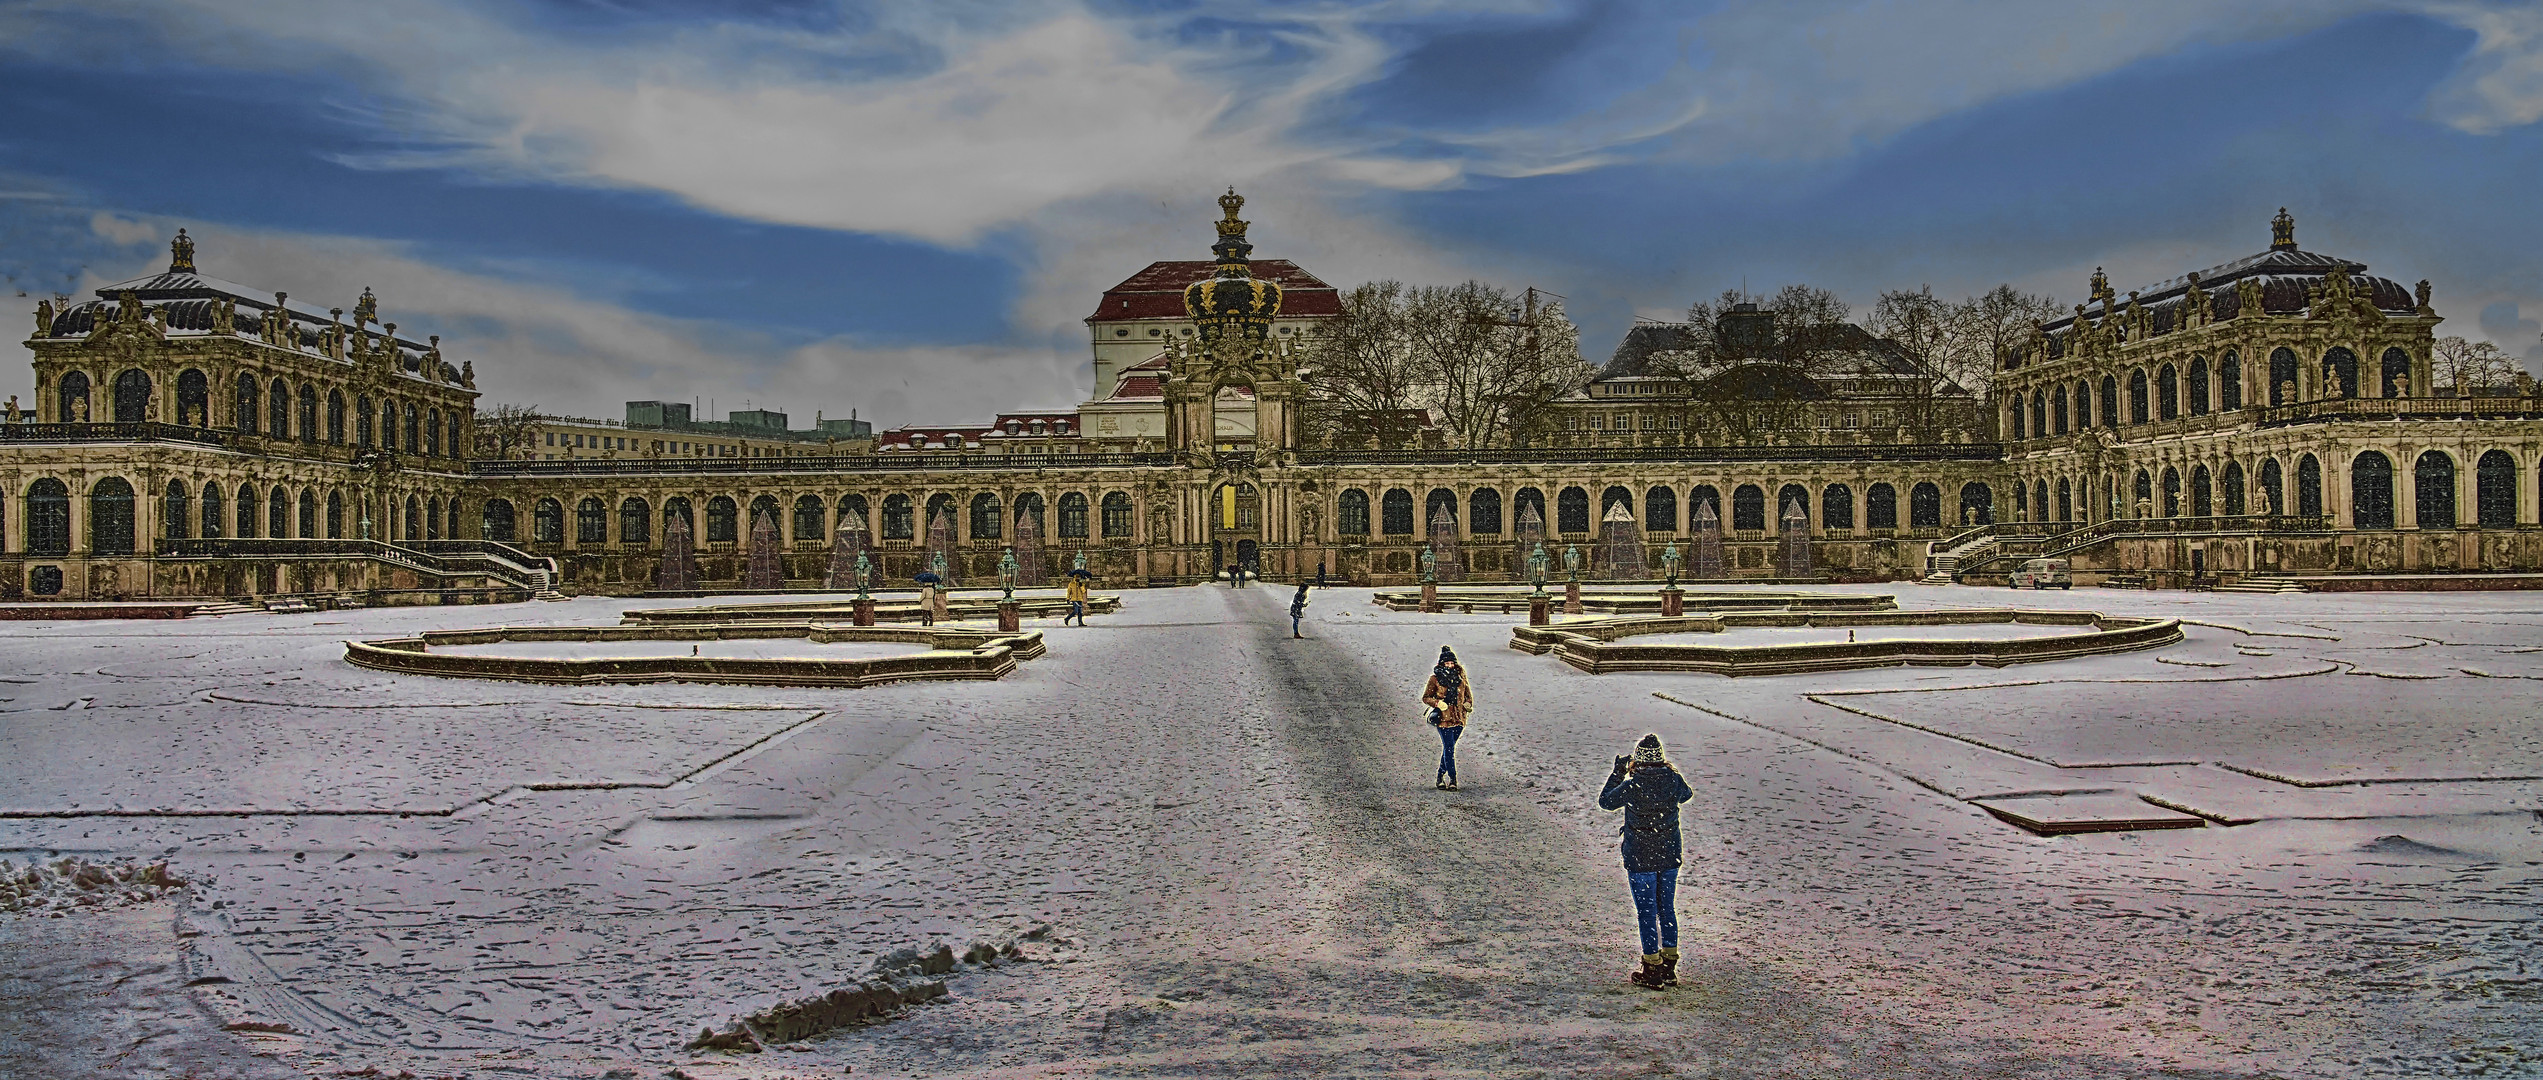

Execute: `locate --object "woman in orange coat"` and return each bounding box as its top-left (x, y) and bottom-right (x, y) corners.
top-left (1421, 646), bottom-right (1473, 790)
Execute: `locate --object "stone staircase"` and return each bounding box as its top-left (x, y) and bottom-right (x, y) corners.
top-left (528, 568), bottom-right (569, 602)
top-left (190, 600), bottom-right (264, 617)
top-left (2213, 574), bottom-right (2308, 595)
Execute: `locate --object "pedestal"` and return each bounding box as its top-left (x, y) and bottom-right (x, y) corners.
top-left (1419, 581), bottom-right (1439, 613)
top-left (851, 597), bottom-right (876, 626)
top-left (1660, 587), bottom-right (1683, 618)
top-left (1528, 596), bottom-right (1550, 626)
top-left (1563, 579), bottom-right (1582, 615)
top-left (996, 600), bottom-right (1021, 633)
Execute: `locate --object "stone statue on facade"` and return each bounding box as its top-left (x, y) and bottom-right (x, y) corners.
top-left (3, 396), bottom-right (18, 424)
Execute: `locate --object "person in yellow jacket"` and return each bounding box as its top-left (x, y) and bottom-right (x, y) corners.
top-left (1063, 575), bottom-right (1089, 626)
top-left (1421, 646), bottom-right (1473, 790)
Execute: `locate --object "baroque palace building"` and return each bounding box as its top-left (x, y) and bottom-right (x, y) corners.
top-left (2, 199), bottom-right (2539, 603)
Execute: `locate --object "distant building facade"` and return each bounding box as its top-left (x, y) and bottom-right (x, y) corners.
top-left (3, 203), bottom-right (2538, 602)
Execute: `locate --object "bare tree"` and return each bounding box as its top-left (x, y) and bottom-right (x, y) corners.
top-left (1301, 281), bottom-right (1427, 447)
top-left (1865, 284), bottom-right (2060, 399)
top-left (472, 403), bottom-right (547, 460)
top-left (1413, 282), bottom-right (1589, 449)
top-left (2433, 335), bottom-right (2522, 394)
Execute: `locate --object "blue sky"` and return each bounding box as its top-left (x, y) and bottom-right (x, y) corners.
top-left (2, 0), bottom-right (2540, 424)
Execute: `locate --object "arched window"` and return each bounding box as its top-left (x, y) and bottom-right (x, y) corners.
top-left (2297, 455), bottom-right (2322, 518)
top-left (2160, 468), bottom-right (2181, 517)
top-left (2129, 369), bottom-right (2150, 424)
top-left (2133, 470), bottom-right (2152, 516)
top-left (2187, 357), bottom-right (2209, 416)
top-left (1731, 484), bottom-right (1765, 531)
top-left (1557, 486), bottom-right (1590, 533)
top-left (2324, 348), bottom-right (2360, 400)
top-left (970, 492), bottom-right (1004, 540)
top-left (1427, 488), bottom-right (1460, 532)
top-left (2052, 385), bottom-right (2069, 435)
top-left (299, 487), bottom-right (317, 539)
top-left (269, 376), bottom-right (290, 437)
top-left (836, 494), bottom-right (867, 538)
top-left (1866, 483), bottom-right (1897, 530)
top-left (1643, 486), bottom-right (1674, 532)
top-left (1687, 485), bottom-right (1721, 530)
top-left (235, 373), bottom-right (260, 433)
top-left (577, 497), bottom-right (608, 544)
top-left (2013, 482), bottom-right (2029, 521)
top-left (794, 495), bottom-right (826, 542)
top-left (2008, 399), bottom-right (2025, 440)
top-left (882, 494), bottom-right (914, 540)
top-left (2075, 380), bottom-right (2094, 430)
top-left (1101, 491), bottom-right (1134, 538)
top-left (1058, 492), bottom-right (1090, 539)
top-left (298, 384), bottom-right (318, 443)
top-left (2222, 462), bottom-right (2245, 516)
top-left (403, 495), bottom-right (422, 542)
top-left (1908, 482), bottom-right (1941, 529)
top-left (2056, 477), bottom-right (2073, 523)
top-left (164, 480), bottom-right (190, 540)
top-left (621, 498), bottom-right (652, 545)
top-left (424, 407), bottom-right (442, 456)
top-left (1958, 482), bottom-right (1992, 526)
top-left (1470, 488), bottom-right (1504, 535)
top-left (26, 478), bottom-right (70, 555)
top-left (269, 485), bottom-right (290, 538)
top-left (57, 370), bottom-right (90, 423)
top-left (2415, 451), bottom-right (2456, 528)
top-left (1822, 484), bottom-right (1853, 530)
top-left (2259, 459), bottom-right (2284, 515)
top-left (2381, 348), bottom-right (2412, 397)
top-left (749, 495), bottom-right (782, 540)
top-left (2098, 375), bottom-right (2119, 428)
top-left (2269, 348), bottom-right (2298, 406)
top-left (200, 483), bottom-right (223, 539)
top-left (402, 402), bottom-right (420, 451)
top-left (2035, 480), bottom-right (2050, 523)
top-left (381, 399), bottom-right (399, 450)
top-left (112, 369), bottom-right (150, 423)
top-left (2476, 450), bottom-right (2517, 528)
top-left (663, 497), bottom-right (694, 535)
top-left (177, 369), bottom-right (208, 427)
top-left (1776, 484), bottom-right (1809, 531)
top-left (707, 496), bottom-right (741, 543)
top-left (1337, 490), bottom-right (1371, 536)
top-left (1013, 492), bottom-right (1045, 537)
top-left (2219, 351), bottom-right (2242, 411)
top-left (355, 394), bottom-right (374, 447)
top-left (1514, 487), bottom-right (1548, 533)
top-left (236, 483), bottom-right (259, 538)
top-left (1381, 488), bottom-right (1415, 535)
top-left (2351, 451), bottom-right (2393, 528)
top-left (2030, 390), bottom-right (2047, 439)
top-left (326, 389), bottom-right (345, 443)
top-left (533, 497), bottom-right (564, 544)
top-left (89, 477), bottom-right (135, 554)
top-left (446, 499), bottom-right (464, 541)
top-left (2190, 466), bottom-right (2212, 518)
top-left (923, 493), bottom-right (956, 540)
top-left (327, 490), bottom-right (343, 539)
top-left (1600, 486), bottom-right (1633, 525)
top-left (447, 413), bottom-right (462, 458)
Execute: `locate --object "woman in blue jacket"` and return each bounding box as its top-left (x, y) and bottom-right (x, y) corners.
top-left (1599, 733), bottom-right (1694, 988)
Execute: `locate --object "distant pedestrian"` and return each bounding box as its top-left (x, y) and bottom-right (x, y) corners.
top-left (1421, 646), bottom-right (1473, 790)
top-left (1315, 561), bottom-right (1327, 586)
top-left (1599, 734), bottom-right (1694, 990)
top-left (1064, 574), bottom-right (1089, 626)
top-left (1289, 583), bottom-right (1309, 638)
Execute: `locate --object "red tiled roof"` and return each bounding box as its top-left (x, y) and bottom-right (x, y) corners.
top-left (1087, 259), bottom-right (1343, 322)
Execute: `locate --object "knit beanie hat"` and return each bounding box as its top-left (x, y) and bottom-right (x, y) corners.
top-left (1632, 733), bottom-right (1667, 765)
top-left (1438, 646), bottom-right (1458, 664)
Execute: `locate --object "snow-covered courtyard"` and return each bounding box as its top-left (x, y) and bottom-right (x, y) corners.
top-left (2, 583), bottom-right (2537, 1079)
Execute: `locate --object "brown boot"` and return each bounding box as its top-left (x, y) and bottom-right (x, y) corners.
top-left (1657, 947), bottom-right (1679, 987)
top-left (1628, 954), bottom-right (1667, 990)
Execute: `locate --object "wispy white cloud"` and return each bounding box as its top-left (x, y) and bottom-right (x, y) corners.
top-left (2422, 1), bottom-right (2543, 133)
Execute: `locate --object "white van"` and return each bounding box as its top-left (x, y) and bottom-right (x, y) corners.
top-left (2013, 558), bottom-right (2072, 590)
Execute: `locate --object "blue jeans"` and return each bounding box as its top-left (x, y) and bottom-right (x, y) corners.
top-left (1628, 868), bottom-right (1679, 956)
top-left (1435, 724), bottom-right (1461, 781)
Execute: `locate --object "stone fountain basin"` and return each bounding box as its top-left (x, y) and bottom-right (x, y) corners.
top-left (1373, 588), bottom-right (1894, 614)
top-left (1509, 609), bottom-right (2180, 676)
top-left (345, 623), bottom-right (1044, 687)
